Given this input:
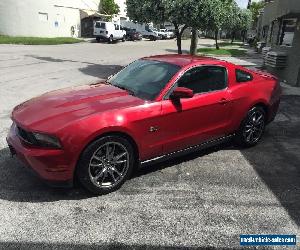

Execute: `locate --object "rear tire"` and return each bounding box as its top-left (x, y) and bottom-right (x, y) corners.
top-left (235, 106), bottom-right (266, 147)
top-left (108, 35), bottom-right (113, 44)
top-left (122, 35), bottom-right (126, 42)
top-left (77, 135), bottom-right (135, 195)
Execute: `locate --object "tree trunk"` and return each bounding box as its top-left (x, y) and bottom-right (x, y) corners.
top-left (190, 28), bottom-right (198, 55)
top-left (231, 31), bottom-right (235, 44)
top-left (173, 23), bottom-right (188, 54)
top-left (215, 30), bottom-right (219, 50)
top-left (242, 30), bottom-right (246, 43)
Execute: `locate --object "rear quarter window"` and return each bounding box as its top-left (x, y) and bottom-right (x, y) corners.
top-left (236, 69), bottom-right (253, 83)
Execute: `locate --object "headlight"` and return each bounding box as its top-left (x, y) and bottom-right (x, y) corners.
top-left (32, 132), bottom-right (62, 149)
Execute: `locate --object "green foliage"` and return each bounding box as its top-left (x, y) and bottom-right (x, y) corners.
top-left (99, 0), bottom-right (120, 16)
top-left (0, 36), bottom-right (83, 45)
top-left (249, 1), bottom-right (265, 26)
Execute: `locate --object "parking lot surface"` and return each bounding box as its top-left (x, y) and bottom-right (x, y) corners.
top-left (0, 39), bottom-right (299, 249)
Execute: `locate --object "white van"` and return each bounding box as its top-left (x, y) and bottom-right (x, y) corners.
top-left (94, 21), bottom-right (126, 43)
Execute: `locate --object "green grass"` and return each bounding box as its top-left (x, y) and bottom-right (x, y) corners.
top-left (218, 41), bottom-right (243, 47)
top-left (197, 47), bottom-right (247, 57)
top-left (0, 36), bottom-right (83, 45)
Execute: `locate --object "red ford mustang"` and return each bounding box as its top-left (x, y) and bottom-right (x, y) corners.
top-left (7, 55), bottom-right (281, 194)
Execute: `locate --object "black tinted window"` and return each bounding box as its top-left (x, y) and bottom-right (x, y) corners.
top-left (236, 69), bottom-right (253, 82)
top-left (95, 22), bottom-right (105, 29)
top-left (177, 66), bottom-right (227, 94)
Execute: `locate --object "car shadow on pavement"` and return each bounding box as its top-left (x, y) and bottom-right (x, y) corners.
top-left (0, 147), bottom-right (93, 202)
top-left (0, 142), bottom-right (230, 203)
top-left (240, 95), bottom-right (300, 226)
top-left (79, 64), bottom-right (123, 79)
top-left (26, 55), bottom-right (123, 80)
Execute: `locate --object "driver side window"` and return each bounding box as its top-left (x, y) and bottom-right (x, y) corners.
top-left (177, 66), bottom-right (227, 94)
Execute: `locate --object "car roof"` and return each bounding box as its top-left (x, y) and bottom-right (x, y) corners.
top-left (143, 54), bottom-right (229, 67)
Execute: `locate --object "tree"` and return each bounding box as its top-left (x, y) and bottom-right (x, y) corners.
top-left (249, 1), bottom-right (265, 28)
top-left (205, 0), bottom-right (234, 49)
top-left (239, 9), bottom-right (252, 42)
top-left (164, 0), bottom-right (207, 55)
top-left (127, 0), bottom-right (209, 54)
top-left (99, 0), bottom-right (120, 16)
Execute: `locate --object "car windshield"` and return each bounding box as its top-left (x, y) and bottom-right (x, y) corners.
top-left (108, 59), bottom-right (180, 100)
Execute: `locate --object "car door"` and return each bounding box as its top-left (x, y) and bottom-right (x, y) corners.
top-left (161, 65), bottom-right (233, 154)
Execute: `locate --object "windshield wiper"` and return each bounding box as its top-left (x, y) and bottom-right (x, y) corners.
top-left (114, 85), bottom-right (136, 96)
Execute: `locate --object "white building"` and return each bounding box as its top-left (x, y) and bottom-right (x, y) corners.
top-left (0, 0), bottom-right (127, 38)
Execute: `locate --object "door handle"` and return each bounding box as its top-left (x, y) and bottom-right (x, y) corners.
top-left (219, 98), bottom-right (230, 105)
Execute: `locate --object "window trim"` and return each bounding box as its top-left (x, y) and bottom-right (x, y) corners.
top-left (163, 65), bottom-right (229, 100)
top-left (278, 18), bottom-right (297, 47)
top-left (235, 69), bottom-right (253, 83)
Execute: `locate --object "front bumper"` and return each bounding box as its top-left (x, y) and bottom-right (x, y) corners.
top-left (6, 123), bottom-right (74, 187)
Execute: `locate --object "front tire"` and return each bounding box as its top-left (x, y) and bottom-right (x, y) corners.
top-left (235, 106), bottom-right (266, 147)
top-left (77, 135), bottom-right (135, 195)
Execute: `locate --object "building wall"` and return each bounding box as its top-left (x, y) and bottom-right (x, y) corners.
top-left (261, 0), bottom-right (300, 86)
top-left (267, 26), bottom-right (300, 86)
top-left (263, 0), bottom-right (300, 26)
top-left (115, 0), bottom-right (127, 18)
top-left (0, 0), bottom-right (100, 37)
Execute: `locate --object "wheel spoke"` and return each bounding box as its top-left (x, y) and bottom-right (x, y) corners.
top-left (110, 144), bottom-right (116, 158)
top-left (246, 130), bottom-right (253, 141)
top-left (114, 152), bottom-right (127, 161)
top-left (111, 167), bottom-right (123, 178)
top-left (90, 162), bottom-right (103, 168)
top-left (105, 144), bottom-right (110, 159)
top-left (114, 159), bottom-right (127, 164)
top-left (108, 169), bottom-right (117, 182)
top-left (255, 114), bottom-right (263, 125)
top-left (245, 128), bottom-right (252, 133)
top-left (93, 155), bottom-right (103, 162)
top-left (93, 168), bottom-right (106, 182)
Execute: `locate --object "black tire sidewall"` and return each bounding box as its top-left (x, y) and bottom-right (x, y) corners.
top-left (77, 135), bottom-right (135, 195)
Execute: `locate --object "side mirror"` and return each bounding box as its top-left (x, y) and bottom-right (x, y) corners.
top-left (171, 87), bottom-right (194, 99)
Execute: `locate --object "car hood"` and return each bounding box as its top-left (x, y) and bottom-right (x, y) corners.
top-left (12, 83), bottom-right (144, 131)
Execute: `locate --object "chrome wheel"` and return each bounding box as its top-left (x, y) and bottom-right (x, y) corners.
top-left (243, 110), bottom-right (265, 144)
top-left (88, 142), bottom-right (129, 189)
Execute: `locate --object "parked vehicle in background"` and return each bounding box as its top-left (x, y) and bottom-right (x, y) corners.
top-left (140, 27), bottom-right (160, 41)
top-left (122, 27), bottom-right (142, 41)
top-left (159, 29), bottom-right (175, 39)
top-left (94, 21), bottom-right (126, 43)
top-left (7, 55), bottom-right (281, 195)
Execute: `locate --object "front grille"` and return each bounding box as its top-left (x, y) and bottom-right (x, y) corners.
top-left (17, 126), bottom-right (36, 145)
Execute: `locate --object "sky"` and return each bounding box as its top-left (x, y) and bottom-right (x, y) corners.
top-left (235, 0), bottom-right (259, 9)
